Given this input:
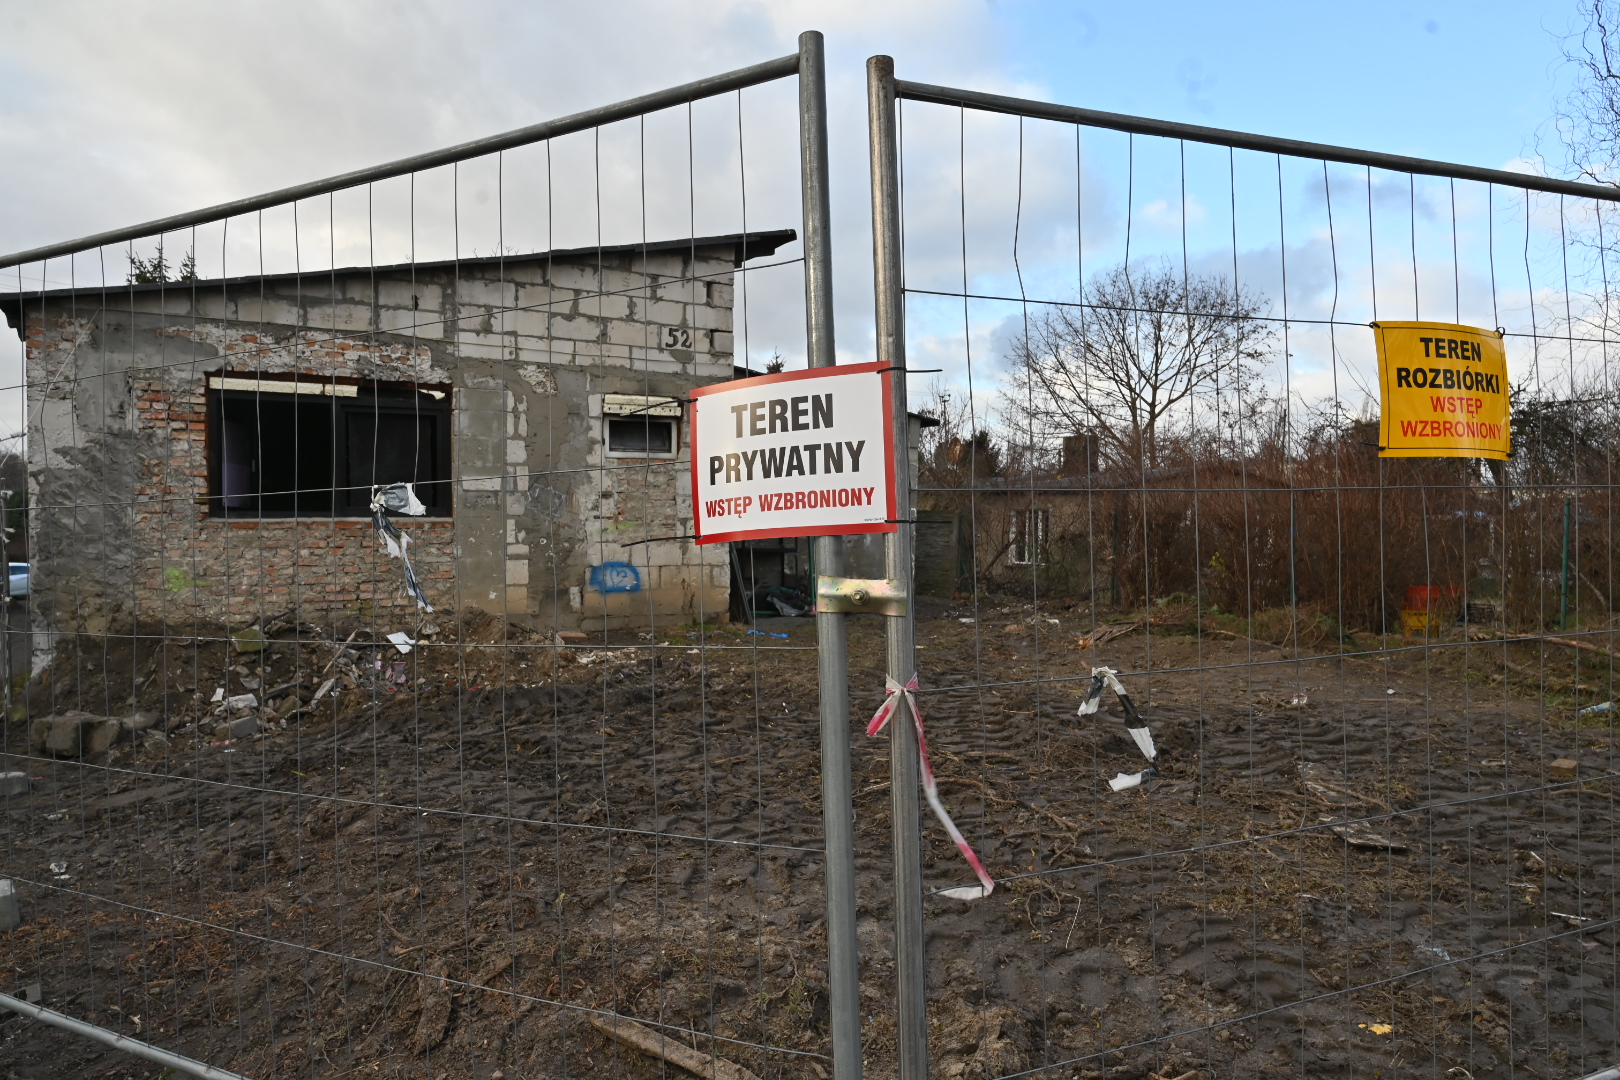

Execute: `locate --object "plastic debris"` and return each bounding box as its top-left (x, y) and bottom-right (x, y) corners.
top-left (386, 632), bottom-right (416, 654)
top-left (374, 482), bottom-right (426, 516)
top-left (1359, 1023), bottom-right (1394, 1035)
top-left (370, 483), bottom-right (433, 612)
top-left (1109, 770), bottom-right (1151, 791)
top-left (747, 630), bottom-right (789, 640)
top-left (220, 693), bottom-right (258, 711)
top-left (1579, 700), bottom-right (1612, 715)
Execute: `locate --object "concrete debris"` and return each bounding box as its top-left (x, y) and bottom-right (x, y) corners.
top-left (1550, 758), bottom-right (1579, 781)
top-left (219, 693), bottom-right (258, 712)
top-left (1330, 823), bottom-right (1409, 852)
top-left (1, 772), bottom-right (31, 797)
top-left (0, 878), bottom-right (20, 932)
top-left (232, 626), bottom-right (269, 653)
top-left (28, 712), bottom-right (124, 757)
top-left (214, 715), bottom-right (260, 741)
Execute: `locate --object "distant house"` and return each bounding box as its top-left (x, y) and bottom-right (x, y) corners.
top-left (1, 231), bottom-right (795, 642)
top-left (918, 435), bottom-right (1285, 603)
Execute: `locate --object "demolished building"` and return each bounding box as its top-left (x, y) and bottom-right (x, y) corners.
top-left (2, 231), bottom-right (796, 645)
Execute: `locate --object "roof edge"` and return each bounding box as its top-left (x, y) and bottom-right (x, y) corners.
top-left (0, 229), bottom-right (796, 325)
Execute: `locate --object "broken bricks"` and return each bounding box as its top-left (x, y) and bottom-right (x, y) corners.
top-left (25, 709), bottom-right (166, 758)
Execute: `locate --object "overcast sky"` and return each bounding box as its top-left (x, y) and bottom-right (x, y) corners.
top-left (0, 0), bottom-right (1595, 439)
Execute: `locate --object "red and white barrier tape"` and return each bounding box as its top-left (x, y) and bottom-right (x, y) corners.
top-left (867, 674), bottom-right (996, 901)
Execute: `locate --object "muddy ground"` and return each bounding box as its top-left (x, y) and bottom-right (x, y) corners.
top-left (1, 605), bottom-right (1617, 1080)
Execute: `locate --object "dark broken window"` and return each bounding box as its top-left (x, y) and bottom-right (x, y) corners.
top-left (208, 376), bottom-right (451, 517)
top-left (606, 416), bottom-right (675, 455)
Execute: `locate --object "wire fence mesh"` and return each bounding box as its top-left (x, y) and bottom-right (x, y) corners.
top-left (0, 53), bottom-right (853, 1080)
top-left (885, 86), bottom-right (1620, 1079)
top-left (3, 42), bottom-right (1620, 1080)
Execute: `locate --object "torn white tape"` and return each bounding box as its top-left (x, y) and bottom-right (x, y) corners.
top-left (373, 483), bottom-right (427, 516)
top-left (1125, 725), bottom-right (1157, 761)
top-left (1109, 770), bottom-right (1149, 792)
top-left (868, 674), bottom-right (996, 901)
top-left (1078, 667), bottom-right (1157, 764)
top-left (386, 632), bottom-right (415, 654)
top-left (370, 483), bottom-right (434, 612)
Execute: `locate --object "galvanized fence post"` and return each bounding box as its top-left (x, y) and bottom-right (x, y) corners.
top-left (867, 53), bottom-right (929, 1080)
top-left (799, 29), bottom-right (864, 1080)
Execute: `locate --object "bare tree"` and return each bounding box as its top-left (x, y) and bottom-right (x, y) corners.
top-left (1550, 0), bottom-right (1620, 185)
top-left (1004, 260), bottom-right (1274, 468)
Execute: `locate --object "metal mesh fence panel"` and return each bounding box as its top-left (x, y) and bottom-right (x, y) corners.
top-left (0, 43), bottom-right (860, 1080)
top-left (871, 66), bottom-right (1620, 1080)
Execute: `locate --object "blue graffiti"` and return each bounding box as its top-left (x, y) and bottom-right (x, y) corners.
top-left (589, 562), bottom-right (642, 593)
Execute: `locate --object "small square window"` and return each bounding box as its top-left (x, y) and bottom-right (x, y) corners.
top-left (606, 417), bottom-right (676, 456)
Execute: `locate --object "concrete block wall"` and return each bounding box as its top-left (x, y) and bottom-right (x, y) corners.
top-left (13, 241), bottom-right (748, 639)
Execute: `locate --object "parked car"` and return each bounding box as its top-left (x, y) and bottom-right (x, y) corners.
top-left (7, 562), bottom-right (27, 598)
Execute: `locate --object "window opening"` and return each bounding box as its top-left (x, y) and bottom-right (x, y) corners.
top-left (1008, 507), bottom-right (1048, 565)
top-left (606, 416), bottom-right (675, 455)
top-left (208, 376), bottom-right (451, 517)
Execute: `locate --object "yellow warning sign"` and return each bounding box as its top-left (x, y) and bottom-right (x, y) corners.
top-left (1373, 321), bottom-right (1510, 460)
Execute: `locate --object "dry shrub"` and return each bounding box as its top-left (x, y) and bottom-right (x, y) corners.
top-left (939, 388), bottom-right (1620, 635)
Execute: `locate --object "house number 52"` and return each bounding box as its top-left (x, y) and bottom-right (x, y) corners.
top-left (661, 326), bottom-right (693, 349)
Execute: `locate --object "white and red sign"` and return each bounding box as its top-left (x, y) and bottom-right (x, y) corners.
top-left (690, 361), bottom-right (896, 544)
